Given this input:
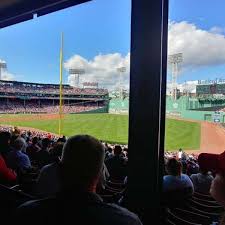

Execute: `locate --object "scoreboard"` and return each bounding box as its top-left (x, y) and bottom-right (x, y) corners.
top-left (196, 83), bottom-right (225, 95)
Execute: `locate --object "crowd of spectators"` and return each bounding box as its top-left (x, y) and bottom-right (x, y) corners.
top-left (0, 126), bottom-right (142, 225)
top-left (0, 99), bottom-right (103, 114)
top-left (0, 125), bottom-right (225, 224)
top-left (0, 83), bottom-right (108, 96)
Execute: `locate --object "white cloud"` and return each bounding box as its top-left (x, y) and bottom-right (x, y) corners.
top-left (64, 21), bottom-right (225, 90)
top-left (168, 21), bottom-right (225, 68)
top-left (1, 71), bottom-right (15, 81)
top-left (64, 53), bottom-right (130, 90)
top-left (0, 59), bottom-right (15, 81)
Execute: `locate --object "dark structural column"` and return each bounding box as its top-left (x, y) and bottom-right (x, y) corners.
top-left (128, 0), bottom-right (168, 224)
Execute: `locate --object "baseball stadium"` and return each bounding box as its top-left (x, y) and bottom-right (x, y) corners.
top-left (2, 2), bottom-right (225, 225)
top-left (1, 77), bottom-right (225, 153)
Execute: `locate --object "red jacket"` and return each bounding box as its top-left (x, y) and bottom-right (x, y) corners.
top-left (0, 155), bottom-right (17, 184)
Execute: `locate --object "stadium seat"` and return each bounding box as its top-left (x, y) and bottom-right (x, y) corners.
top-left (187, 199), bottom-right (224, 214)
top-left (192, 196), bottom-right (222, 207)
top-left (170, 208), bottom-right (211, 225)
top-left (183, 202), bottom-right (222, 223)
top-left (166, 209), bottom-right (202, 225)
top-left (193, 192), bottom-right (215, 202)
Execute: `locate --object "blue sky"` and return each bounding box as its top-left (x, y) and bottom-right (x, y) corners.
top-left (169, 0), bottom-right (225, 83)
top-left (1, 0), bottom-right (225, 87)
top-left (0, 0), bottom-right (131, 85)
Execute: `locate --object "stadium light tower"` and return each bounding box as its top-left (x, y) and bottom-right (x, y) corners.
top-left (69, 68), bottom-right (85, 87)
top-left (0, 61), bottom-right (7, 80)
top-left (117, 67), bottom-right (126, 99)
top-left (168, 53), bottom-right (183, 100)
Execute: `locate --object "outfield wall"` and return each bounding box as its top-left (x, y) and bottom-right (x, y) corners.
top-left (166, 96), bottom-right (225, 123)
top-left (72, 106), bottom-right (109, 114)
top-left (109, 98), bottom-right (129, 114)
top-left (109, 96), bottom-right (225, 123)
top-left (181, 110), bottom-right (225, 122)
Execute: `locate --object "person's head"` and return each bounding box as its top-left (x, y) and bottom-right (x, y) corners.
top-left (198, 156), bottom-right (209, 175)
top-left (42, 138), bottom-right (50, 149)
top-left (57, 137), bottom-right (66, 143)
top-left (107, 147), bottom-right (112, 153)
top-left (32, 137), bottom-right (38, 145)
top-left (50, 142), bottom-right (64, 162)
top-left (61, 135), bottom-right (105, 192)
top-left (114, 145), bottom-right (122, 156)
top-left (14, 137), bottom-right (27, 152)
top-left (166, 158), bottom-right (182, 176)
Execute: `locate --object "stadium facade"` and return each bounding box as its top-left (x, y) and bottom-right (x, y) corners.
top-left (0, 80), bottom-right (109, 114)
top-left (167, 81), bottom-right (225, 123)
top-left (108, 80), bottom-right (225, 123)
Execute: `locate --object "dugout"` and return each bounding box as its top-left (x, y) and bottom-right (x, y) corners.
top-left (0, 1), bottom-right (168, 224)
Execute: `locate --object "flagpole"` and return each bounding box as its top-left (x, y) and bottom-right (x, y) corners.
top-left (59, 33), bottom-right (64, 136)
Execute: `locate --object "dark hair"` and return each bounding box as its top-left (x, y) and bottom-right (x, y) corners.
top-left (42, 138), bottom-right (50, 149)
top-left (166, 158), bottom-right (182, 176)
top-left (114, 145), bottom-right (122, 155)
top-left (57, 137), bottom-right (66, 143)
top-left (107, 147), bottom-right (112, 153)
top-left (50, 142), bottom-right (64, 162)
top-left (61, 135), bottom-right (105, 190)
top-left (32, 137), bottom-right (38, 145)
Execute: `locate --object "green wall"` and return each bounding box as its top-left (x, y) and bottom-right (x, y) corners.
top-left (109, 98), bottom-right (129, 113)
top-left (72, 106), bottom-right (108, 114)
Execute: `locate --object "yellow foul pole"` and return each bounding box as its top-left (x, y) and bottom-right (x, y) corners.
top-left (59, 33), bottom-right (64, 136)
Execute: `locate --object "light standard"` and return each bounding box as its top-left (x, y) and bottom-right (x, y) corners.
top-left (117, 67), bottom-right (126, 99)
top-left (69, 68), bottom-right (85, 87)
top-left (0, 61), bottom-right (7, 80)
top-left (168, 53), bottom-right (183, 100)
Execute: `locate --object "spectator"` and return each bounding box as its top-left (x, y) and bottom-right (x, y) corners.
top-left (34, 143), bottom-right (64, 198)
top-left (0, 132), bottom-right (17, 185)
top-left (190, 155), bottom-right (214, 194)
top-left (105, 146), bottom-right (113, 160)
top-left (16, 135), bottom-right (142, 225)
top-left (178, 148), bottom-right (183, 159)
top-left (186, 158), bottom-right (199, 176)
top-left (35, 138), bottom-right (51, 168)
top-left (105, 145), bottom-right (127, 181)
top-left (26, 137), bottom-right (41, 162)
top-left (198, 152), bottom-right (225, 224)
top-left (6, 137), bottom-right (31, 172)
top-left (163, 158), bottom-right (194, 193)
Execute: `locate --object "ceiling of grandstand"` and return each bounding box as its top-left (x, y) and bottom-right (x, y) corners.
top-left (0, 0), bottom-right (91, 28)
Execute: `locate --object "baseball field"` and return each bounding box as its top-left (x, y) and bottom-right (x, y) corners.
top-left (0, 113), bottom-right (201, 151)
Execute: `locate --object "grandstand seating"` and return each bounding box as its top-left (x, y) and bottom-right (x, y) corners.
top-left (0, 80), bottom-right (109, 114)
top-left (0, 80), bottom-right (108, 95)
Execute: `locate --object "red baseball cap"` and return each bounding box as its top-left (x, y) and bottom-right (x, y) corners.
top-left (198, 151), bottom-right (225, 173)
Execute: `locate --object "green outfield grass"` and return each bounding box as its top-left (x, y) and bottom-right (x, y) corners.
top-left (0, 113), bottom-right (200, 150)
